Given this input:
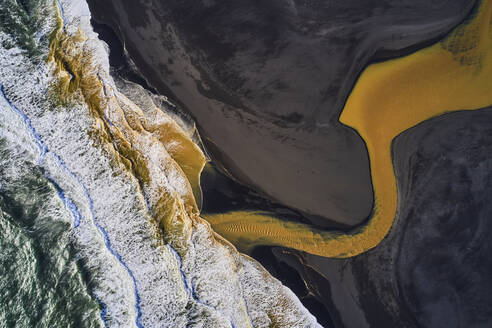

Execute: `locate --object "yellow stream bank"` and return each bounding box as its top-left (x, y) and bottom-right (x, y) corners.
top-left (204, 0), bottom-right (492, 258)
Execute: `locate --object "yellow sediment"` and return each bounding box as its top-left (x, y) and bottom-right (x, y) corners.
top-left (205, 0), bottom-right (492, 257)
top-left (141, 115), bottom-right (206, 209)
top-left (47, 4), bottom-right (206, 254)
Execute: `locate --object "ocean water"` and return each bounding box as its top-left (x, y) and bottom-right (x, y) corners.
top-left (0, 138), bottom-right (102, 327)
top-left (0, 0), bottom-right (320, 327)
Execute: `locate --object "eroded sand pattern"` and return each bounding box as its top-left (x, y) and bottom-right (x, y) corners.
top-left (205, 0), bottom-right (492, 258)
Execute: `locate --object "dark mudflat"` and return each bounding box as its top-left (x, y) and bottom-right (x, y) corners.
top-left (85, 2), bottom-right (492, 326)
top-left (86, 0), bottom-right (475, 227)
top-left (258, 108), bottom-right (492, 327)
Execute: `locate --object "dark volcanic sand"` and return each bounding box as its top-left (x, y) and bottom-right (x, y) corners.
top-left (85, 2), bottom-right (492, 326)
top-left (259, 109), bottom-right (492, 327)
top-left (86, 0), bottom-right (476, 227)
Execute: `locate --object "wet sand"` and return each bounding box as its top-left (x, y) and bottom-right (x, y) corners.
top-left (86, 0), bottom-right (475, 227)
top-left (85, 0), bottom-right (492, 325)
top-left (206, 0), bottom-right (492, 257)
top-left (267, 107), bottom-right (492, 326)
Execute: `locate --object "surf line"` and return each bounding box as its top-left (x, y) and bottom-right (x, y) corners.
top-left (55, 0), bottom-right (68, 29)
top-left (0, 84), bottom-right (143, 327)
top-left (50, 151), bottom-right (145, 327)
top-left (167, 244), bottom-right (248, 327)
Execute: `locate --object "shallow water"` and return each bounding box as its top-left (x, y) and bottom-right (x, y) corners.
top-left (0, 138), bottom-right (102, 327)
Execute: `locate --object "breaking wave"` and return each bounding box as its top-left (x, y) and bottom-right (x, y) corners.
top-left (0, 0), bottom-right (320, 327)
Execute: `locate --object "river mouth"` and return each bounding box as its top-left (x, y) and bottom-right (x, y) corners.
top-left (0, 0), bottom-right (324, 325)
top-left (84, 0), bottom-right (492, 326)
top-left (89, 15), bottom-right (353, 231)
top-left (87, 15), bottom-right (351, 325)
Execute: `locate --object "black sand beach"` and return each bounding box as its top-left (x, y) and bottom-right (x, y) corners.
top-left (86, 0), bottom-right (475, 227)
top-left (84, 1), bottom-right (492, 326)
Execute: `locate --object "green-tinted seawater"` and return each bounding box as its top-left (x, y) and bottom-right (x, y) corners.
top-left (0, 140), bottom-right (102, 328)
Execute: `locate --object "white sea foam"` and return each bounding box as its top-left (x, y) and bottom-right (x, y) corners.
top-left (0, 0), bottom-right (321, 327)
